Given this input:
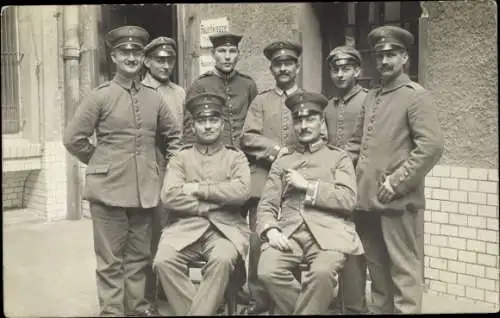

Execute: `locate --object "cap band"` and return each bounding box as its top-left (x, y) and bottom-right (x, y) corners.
top-left (373, 37), bottom-right (406, 51)
top-left (271, 48), bottom-right (298, 61)
top-left (293, 108), bottom-right (322, 117)
top-left (150, 45), bottom-right (176, 57)
top-left (113, 38), bottom-right (145, 49)
top-left (193, 109), bottom-right (222, 118)
top-left (331, 58), bottom-right (358, 67)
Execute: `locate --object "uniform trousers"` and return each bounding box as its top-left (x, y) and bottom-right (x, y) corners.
top-left (331, 215), bottom-right (368, 314)
top-left (144, 203), bottom-right (167, 303)
top-left (356, 208), bottom-right (424, 314)
top-left (258, 223), bottom-right (346, 315)
top-left (90, 202), bottom-right (153, 316)
top-left (153, 225), bottom-right (239, 316)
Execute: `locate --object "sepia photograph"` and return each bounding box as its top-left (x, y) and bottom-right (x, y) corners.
top-left (2, 2), bottom-right (498, 316)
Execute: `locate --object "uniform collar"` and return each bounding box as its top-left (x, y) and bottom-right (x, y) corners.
top-left (194, 140), bottom-right (224, 156)
top-left (212, 67), bottom-right (238, 81)
top-left (332, 84), bottom-right (363, 104)
top-left (378, 73), bottom-right (411, 95)
top-left (113, 73), bottom-right (142, 91)
top-left (295, 138), bottom-right (325, 154)
top-left (274, 84), bottom-right (299, 97)
top-left (141, 72), bottom-right (171, 90)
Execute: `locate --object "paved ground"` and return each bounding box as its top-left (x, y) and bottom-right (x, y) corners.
top-left (3, 217), bottom-right (498, 317)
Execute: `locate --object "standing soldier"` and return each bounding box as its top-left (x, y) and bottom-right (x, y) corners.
top-left (141, 36), bottom-right (186, 304)
top-left (240, 41), bottom-right (303, 314)
top-left (183, 32), bottom-right (258, 148)
top-left (63, 26), bottom-right (182, 316)
top-left (323, 45), bottom-right (368, 314)
top-left (153, 92), bottom-right (251, 315)
top-left (256, 91), bottom-right (364, 315)
top-left (345, 25), bottom-right (444, 314)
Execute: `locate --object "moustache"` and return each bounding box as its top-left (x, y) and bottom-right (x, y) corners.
top-left (299, 129), bottom-right (312, 135)
top-left (380, 65), bottom-right (393, 72)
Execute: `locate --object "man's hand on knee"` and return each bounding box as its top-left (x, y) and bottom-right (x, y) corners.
top-left (266, 229), bottom-right (292, 251)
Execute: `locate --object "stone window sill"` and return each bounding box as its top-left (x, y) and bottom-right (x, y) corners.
top-left (2, 137), bottom-right (42, 172)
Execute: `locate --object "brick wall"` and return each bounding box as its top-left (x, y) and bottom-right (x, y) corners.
top-left (2, 172), bottom-right (29, 209)
top-left (424, 164), bottom-right (499, 307)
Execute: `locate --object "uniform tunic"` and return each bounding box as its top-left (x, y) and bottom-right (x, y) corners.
top-left (346, 73), bottom-right (444, 212)
top-left (63, 74), bottom-right (182, 208)
top-left (324, 84), bottom-right (367, 148)
top-left (183, 69), bottom-right (258, 148)
top-left (160, 142), bottom-right (251, 258)
top-left (241, 86), bottom-right (301, 198)
top-left (142, 72), bottom-right (186, 177)
top-left (256, 140), bottom-right (364, 256)
top-left (324, 84), bottom-right (368, 313)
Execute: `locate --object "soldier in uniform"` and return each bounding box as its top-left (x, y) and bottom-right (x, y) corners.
top-left (240, 41), bottom-right (303, 314)
top-left (345, 25), bottom-right (444, 314)
top-left (63, 26), bottom-right (182, 316)
top-left (183, 32), bottom-right (258, 148)
top-left (153, 92), bottom-right (251, 315)
top-left (256, 91), bottom-right (364, 315)
top-left (141, 35), bottom-right (186, 304)
top-left (323, 45), bottom-right (369, 314)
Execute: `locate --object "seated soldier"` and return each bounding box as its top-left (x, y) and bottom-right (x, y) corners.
top-left (256, 91), bottom-right (365, 315)
top-left (153, 92), bottom-right (251, 315)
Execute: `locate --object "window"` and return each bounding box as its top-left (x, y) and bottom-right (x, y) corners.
top-left (315, 2), bottom-right (421, 97)
top-left (1, 6), bottom-right (22, 134)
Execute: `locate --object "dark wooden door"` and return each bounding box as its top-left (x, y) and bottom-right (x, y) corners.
top-left (99, 4), bottom-right (178, 82)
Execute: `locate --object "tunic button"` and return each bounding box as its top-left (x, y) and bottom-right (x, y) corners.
top-left (367, 126), bottom-right (373, 132)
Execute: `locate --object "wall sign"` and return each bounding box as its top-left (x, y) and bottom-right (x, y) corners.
top-left (200, 17), bottom-right (229, 48)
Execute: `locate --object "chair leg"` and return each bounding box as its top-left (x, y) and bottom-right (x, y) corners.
top-left (338, 274), bottom-right (345, 314)
top-left (154, 271), bottom-right (160, 313)
top-left (226, 291), bottom-right (237, 315)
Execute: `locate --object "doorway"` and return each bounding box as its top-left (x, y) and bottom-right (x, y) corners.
top-left (99, 4), bottom-right (179, 83)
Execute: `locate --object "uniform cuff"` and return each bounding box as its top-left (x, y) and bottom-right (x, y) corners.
top-left (198, 202), bottom-right (209, 217)
top-left (197, 182), bottom-right (211, 200)
top-left (260, 223), bottom-right (280, 241)
top-left (266, 144), bottom-right (282, 162)
top-left (388, 167), bottom-right (410, 195)
top-left (304, 181), bottom-right (319, 206)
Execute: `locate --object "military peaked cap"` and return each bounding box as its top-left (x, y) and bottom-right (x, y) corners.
top-left (105, 26), bottom-right (149, 49)
top-left (263, 41), bottom-right (302, 61)
top-left (285, 91), bottom-right (328, 117)
top-left (144, 36), bottom-right (177, 56)
top-left (185, 92), bottom-right (225, 118)
top-left (327, 45), bottom-right (362, 66)
top-left (209, 32), bottom-right (243, 48)
top-left (367, 25), bottom-right (414, 52)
